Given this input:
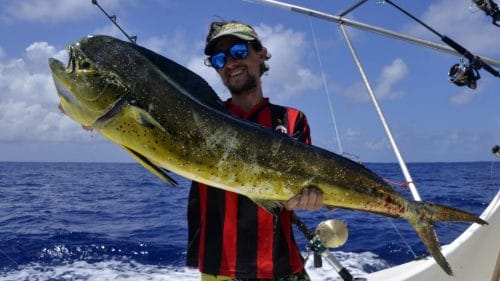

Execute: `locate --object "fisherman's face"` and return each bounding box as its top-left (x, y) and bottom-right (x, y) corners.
top-left (212, 36), bottom-right (266, 96)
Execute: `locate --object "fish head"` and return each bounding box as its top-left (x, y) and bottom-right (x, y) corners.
top-left (48, 35), bottom-right (132, 127)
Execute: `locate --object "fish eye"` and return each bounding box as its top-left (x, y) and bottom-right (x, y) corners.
top-left (79, 60), bottom-right (91, 70)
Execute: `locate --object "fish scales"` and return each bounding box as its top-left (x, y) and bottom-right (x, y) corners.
top-left (49, 35), bottom-right (486, 275)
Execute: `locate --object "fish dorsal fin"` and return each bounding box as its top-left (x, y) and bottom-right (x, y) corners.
top-left (131, 43), bottom-right (226, 113)
top-left (120, 145), bottom-right (177, 186)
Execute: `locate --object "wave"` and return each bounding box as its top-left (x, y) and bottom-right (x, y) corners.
top-left (0, 251), bottom-right (389, 281)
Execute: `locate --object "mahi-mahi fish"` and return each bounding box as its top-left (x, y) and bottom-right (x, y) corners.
top-left (48, 35), bottom-right (486, 275)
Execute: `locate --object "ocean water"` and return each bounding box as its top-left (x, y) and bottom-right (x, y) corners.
top-left (0, 161), bottom-right (498, 281)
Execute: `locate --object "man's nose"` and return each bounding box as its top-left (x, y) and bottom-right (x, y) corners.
top-left (225, 55), bottom-right (238, 68)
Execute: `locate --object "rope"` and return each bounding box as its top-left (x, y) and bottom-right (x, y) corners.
top-left (0, 248), bottom-right (19, 268)
top-left (383, 178), bottom-right (414, 189)
top-left (307, 11), bottom-right (423, 265)
top-left (308, 18), bottom-right (344, 154)
top-left (387, 219), bottom-right (418, 259)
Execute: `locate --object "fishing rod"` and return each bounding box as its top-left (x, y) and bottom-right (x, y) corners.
top-left (291, 213), bottom-right (364, 281)
top-left (472, 0), bottom-right (500, 26)
top-left (245, 0), bottom-right (500, 67)
top-left (383, 0), bottom-right (499, 89)
top-left (245, 0), bottom-right (500, 90)
top-left (91, 0), bottom-right (137, 44)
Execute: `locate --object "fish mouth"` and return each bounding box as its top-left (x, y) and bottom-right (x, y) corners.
top-left (66, 45), bottom-right (77, 73)
top-left (49, 48), bottom-right (126, 127)
top-left (48, 57), bottom-right (78, 106)
top-left (48, 44), bottom-right (77, 74)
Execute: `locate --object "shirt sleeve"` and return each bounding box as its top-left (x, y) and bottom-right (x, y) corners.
top-left (292, 111), bottom-right (311, 145)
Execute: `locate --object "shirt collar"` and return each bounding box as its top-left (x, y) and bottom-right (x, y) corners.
top-left (225, 98), bottom-right (269, 119)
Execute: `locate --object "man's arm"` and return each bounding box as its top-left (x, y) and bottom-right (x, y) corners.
top-left (283, 110), bottom-right (323, 210)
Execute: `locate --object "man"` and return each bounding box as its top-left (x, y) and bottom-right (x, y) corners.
top-left (187, 20), bottom-right (324, 281)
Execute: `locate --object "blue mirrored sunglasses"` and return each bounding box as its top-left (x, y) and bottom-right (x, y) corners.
top-left (206, 43), bottom-right (249, 70)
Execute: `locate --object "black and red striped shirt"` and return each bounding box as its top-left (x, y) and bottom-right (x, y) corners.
top-left (187, 98), bottom-right (311, 279)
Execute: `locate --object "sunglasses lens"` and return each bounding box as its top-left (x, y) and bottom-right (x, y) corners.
top-left (210, 53), bottom-right (226, 70)
top-left (229, 44), bottom-right (248, 60)
top-left (209, 43), bottom-right (250, 70)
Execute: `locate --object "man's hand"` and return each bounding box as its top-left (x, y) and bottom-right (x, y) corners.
top-left (283, 186), bottom-right (323, 211)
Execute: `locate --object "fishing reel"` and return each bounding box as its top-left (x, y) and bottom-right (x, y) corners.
top-left (315, 220), bottom-right (349, 248)
top-left (312, 220), bottom-right (366, 281)
top-left (472, 0), bottom-right (500, 27)
top-left (493, 145), bottom-right (500, 157)
top-left (448, 60), bottom-right (481, 89)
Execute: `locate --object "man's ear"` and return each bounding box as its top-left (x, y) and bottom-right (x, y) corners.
top-left (259, 47), bottom-right (268, 61)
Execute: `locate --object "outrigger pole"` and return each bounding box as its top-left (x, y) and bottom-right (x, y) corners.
top-left (246, 0), bottom-right (425, 200)
top-left (340, 24), bottom-right (422, 202)
top-left (338, 0), bottom-right (423, 201)
top-left (243, 1), bottom-right (427, 278)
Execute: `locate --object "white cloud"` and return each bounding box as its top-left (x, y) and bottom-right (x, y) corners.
top-left (92, 24), bottom-right (131, 40)
top-left (141, 32), bottom-right (232, 100)
top-left (187, 56), bottom-right (230, 99)
top-left (364, 137), bottom-right (389, 151)
top-left (27, 42), bottom-right (67, 74)
top-left (344, 128), bottom-right (360, 140)
top-left (449, 88), bottom-right (477, 105)
top-left (447, 74), bottom-right (494, 105)
top-left (0, 33), bottom-right (231, 144)
top-left (141, 33), bottom-right (230, 100)
top-left (342, 82), bottom-right (366, 102)
top-left (342, 58), bottom-right (408, 102)
top-left (257, 24), bottom-right (322, 101)
top-left (0, 41), bottom-right (91, 143)
top-left (1, 0), bottom-right (125, 23)
top-left (0, 23), bottom-right (407, 146)
top-left (143, 30), bottom-right (195, 61)
top-left (403, 0), bottom-right (500, 55)
top-left (184, 24), bottom-right (324, 102)
top-left (0, 100), bottom-right (88, 142)
top-left (433, 130), bottom-right (486, 158)
top-left (375, 58), bottom-right (408, 99)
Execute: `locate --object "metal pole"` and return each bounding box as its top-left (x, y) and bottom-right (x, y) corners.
top-left (339, 24), bottom-right (421, 201)
top-left (244, 0), bottom-right (500, 68)
top-left (383, 0), bottom-right (499, 79)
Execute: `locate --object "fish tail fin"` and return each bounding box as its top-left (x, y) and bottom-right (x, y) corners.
top-left (423, 201), bottom-right (487, 225)
top-left (407, 201), bottom-right (488, 276)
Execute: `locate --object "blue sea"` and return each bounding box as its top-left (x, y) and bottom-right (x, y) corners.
top-left (0, 161), bottom-right (498, 281)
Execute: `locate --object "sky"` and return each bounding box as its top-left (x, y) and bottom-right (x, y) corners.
top-left (0, 0), bottom-right (499, 163)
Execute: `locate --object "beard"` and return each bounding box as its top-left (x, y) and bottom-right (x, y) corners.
top-left (224, 71), bottom-right (258, 96)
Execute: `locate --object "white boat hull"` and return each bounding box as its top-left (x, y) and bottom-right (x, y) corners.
top-left (365, 190), bottom-right (500, 281)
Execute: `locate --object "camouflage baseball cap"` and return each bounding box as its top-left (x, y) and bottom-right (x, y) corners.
top-left (204, 21), bottom-right (260, 55)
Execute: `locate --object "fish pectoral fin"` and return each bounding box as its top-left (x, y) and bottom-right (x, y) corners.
top-left (132, 105), bottom-right (165, 132)
top-left (252, 199), bottom-right (283, 216)
top-left (120, 145), bottom-right (178, 186)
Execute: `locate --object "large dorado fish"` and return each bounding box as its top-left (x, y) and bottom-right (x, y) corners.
top-left (49, 35), bottom-right (486, 275)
